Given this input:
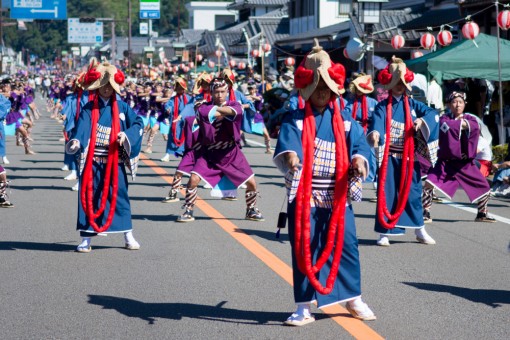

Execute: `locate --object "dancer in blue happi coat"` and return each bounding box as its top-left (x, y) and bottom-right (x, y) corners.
top-left (367, 57), bottom-right (439, 247)
top-left (67, 61), bottom-right (144, 253)
top-left (274, 40), bottom-right (375, 326)
top-left (0, 90), bottom-right (12, 164)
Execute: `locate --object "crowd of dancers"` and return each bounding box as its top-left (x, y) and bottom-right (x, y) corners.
top-left (0, 46), bottom-right (503, 326)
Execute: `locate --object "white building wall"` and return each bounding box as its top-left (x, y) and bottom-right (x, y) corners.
top-left (319, 0), bottom-right (350, 28)
top-left (185, 2), bottom-right (238, 30)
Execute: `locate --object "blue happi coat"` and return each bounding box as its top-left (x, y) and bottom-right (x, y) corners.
top-left (164, 93), bottom-right (193, 156)
top-left (273, 99), bottom-right (371, 307)
top-left (67, 97), bottom-right (144, 234)
top-left (368, 95), bottom-right (439, 235)
top-left (227, 90), bottom-right (257, 135)
top-left (0, 94), bottom-right (12, 157)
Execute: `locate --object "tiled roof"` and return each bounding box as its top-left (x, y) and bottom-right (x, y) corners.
top-left (248, 16), bottom-right (289, 47)
top-left (180, 29), bottom-right (206, 45)
top-left (275, 21), bottom-right (350, 46)
top-left (399, 8), bottom-right (462, 30)
top-left (259, 3), bottom-right (288, 17)
top-left (227, 0), bottom-right (289, 10)
top-left (458, 0), bottom-right (510, 6)
top-left (351, 10), bottom-right (422, 42)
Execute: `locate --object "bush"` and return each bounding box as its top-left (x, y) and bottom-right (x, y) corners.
top-left (492, 144), bottom-right (508, 164)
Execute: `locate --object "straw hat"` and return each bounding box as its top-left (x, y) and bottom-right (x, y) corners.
top-left (222, 68), bottom-right (236, 86)
top-left (377, 56), bottom-right (414, 92)
top-left (349, 73), bottom-right (374, 94)
top-left (174, 77), bottom-right (188, 91)
top-left (294, 39), bottom-right (346, 100)
top-left (85, 61), bottom-right (125, 94)
top-left (192, 71), bottom-right (213, 94)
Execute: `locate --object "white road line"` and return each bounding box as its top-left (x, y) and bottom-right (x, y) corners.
top-left (441, 200), bottom-right (510, 224)
top-left (245, 138), bottom-right (266, 147)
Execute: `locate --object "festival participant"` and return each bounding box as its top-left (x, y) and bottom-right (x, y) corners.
top-left (344, 73), bottom-right (378, 182)
top-left (0, 86), bottom-right (12, 164)
top-left (0, 165), bottom-right (13, 207)
top-left (143, 82), bottom-right (164, 154)
top-left (273, 40), bottom-right (375, 326)
top-left (367, 56), bottom-right (439, 246)
top-left (175, 77), bottom-right (264, 222)
top-left (246, 81), bottom-right (273, 154)
top-left (67, 61), bottom-right (144, 253)
top-left (423, 91), bottom-right (495, 222)
top-left (5, 83), bottom-right (35, 155)
top-left (160, 77), bottom-right (193, 162)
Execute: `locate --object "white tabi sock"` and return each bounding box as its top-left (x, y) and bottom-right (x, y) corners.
top-left (78, 237), bottom-right (91, 248)
top-left (124, 231), bottom-right (137, 244)
top-left (348, 297), bottom-right (365, 309)
top-left (295, 303), bottom-right (311, 317)
top-left (415, 227), bottom-right (429, 239)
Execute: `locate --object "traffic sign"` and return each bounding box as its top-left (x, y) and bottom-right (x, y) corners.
top-left (140, 0), bottom-right (160, 19)
top-left (67, 18), bottom-right (103, 44)
top-left (10, 0), bottom-right (67, 20)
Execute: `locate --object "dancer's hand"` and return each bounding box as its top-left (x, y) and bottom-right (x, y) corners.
top-left (352, 157), bottom-right (367, 180)
top-left (368, 132), bottom-right (379, 147)
top-left (414, 118), bottom-right (424, 131)
top-left (117, 132), bottom-right (127, 145)
top-left (285, 153), bottom-right (301, 173)
top-left (69, 140), bottom-right (80, 151)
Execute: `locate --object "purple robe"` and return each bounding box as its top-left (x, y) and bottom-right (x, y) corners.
top-left (191, 100), bottom-right (253, 187)
top-left (426, 113), bottom-right (490, 202)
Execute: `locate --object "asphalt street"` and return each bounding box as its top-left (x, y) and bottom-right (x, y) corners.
top-left (0, 97), bottom-right (509, 339)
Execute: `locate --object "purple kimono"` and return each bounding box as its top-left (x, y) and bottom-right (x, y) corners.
top-left (192, 100), bottom-right (254, 188)
top-left (426, 113), bottom-right (490, 202)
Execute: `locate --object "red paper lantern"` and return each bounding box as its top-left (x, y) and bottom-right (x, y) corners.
top-left (189, 62), bottom-right (195, 68)
top-left (262, 43), bottom-right (271, 52)
top-left (343, 48), bottom-right (350, 59)
top-left (284, 57), bottom-right (295, 66)
top-left (179, 63), bottom-right (186, 69)
top-left (136, 63), bottom-right (140, 68)
top-left (215, 50), bottom-right (222, 58)
top-left (391, 35), bottom-right (405, 50)
top-left (229, 59), bottom-right (237, 68)
top-left (208, 60), bottom-right (216, 69)
top-left (196, 54), bottom-right (203, 62)
top-left (420, 33), bottom-right (436, 50)
top-left (437, 30), bottom-right (453, 46)
top-left (251, 49), bottom-right (260, 58)
top-left (172, 65), bottom-right (179, 73)
top-left (462, 21), bottom-right (480, 40)
top-left (498, 10), bottom-right (510, 30)
top-left (163, 58), bottom-right (168, 63)
top-left (165, 61), bottom-right (170, 67)
top-left (238, 62), bottom-right (246, 70)
top-left (411, 50), bottom-right (423, 59)
top-left (182, 66), bottom-right (190, 73)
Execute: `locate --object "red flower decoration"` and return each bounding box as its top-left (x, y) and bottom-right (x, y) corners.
top-left (84, 68), bottom-right (101, 85)
top-left (294, 65), bottom-right (314, 89)
top-left (114, 69), bottom-right (125, 84)
top-left (328, 63), bottom-right (346, 89)
top-left (378, 66), bottom-right (392, 85)
top-left (404, 68), bottom-right (414, 83)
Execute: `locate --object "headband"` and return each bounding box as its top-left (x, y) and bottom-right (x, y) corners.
top-left (447, 91), bottom-right (467, 103)
top-left (210, 78), bottom-right (228, 92)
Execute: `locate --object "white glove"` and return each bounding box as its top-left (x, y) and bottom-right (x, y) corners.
top-left (117, 132), bottom-right (127, 145)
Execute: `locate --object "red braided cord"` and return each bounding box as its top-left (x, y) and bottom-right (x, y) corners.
top-left (80, 93), bottom-right (120, 233)
top-left (229, 88), bottom-right (236, 101)
top-left (74, 89), bottom-right (83, 122)
top-left (294, 98), bottom-right (349, 295)
top-left (361, 95), bottom-right (368, 133)
top-left (376, 93), bottom-right (415, 229)
top-left (171, 95), bottom-right (186, 147)
top-left (352, 99), bottom-right (358, 120)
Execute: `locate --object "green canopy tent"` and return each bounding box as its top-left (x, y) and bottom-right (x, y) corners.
top-left (406, 33), bottom-right (510, 144)
top-left (406, 33), bottom-right (510, 83)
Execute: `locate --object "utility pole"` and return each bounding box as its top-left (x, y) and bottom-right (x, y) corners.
top-left (128, 0), bottom-right (132, 71)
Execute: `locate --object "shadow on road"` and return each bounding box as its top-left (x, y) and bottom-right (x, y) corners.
top-left (403, 282), bottom-right (510, 308)
top-left (237, 228), bottom-right (289, 243)
top-left (88, 295), bottom-right (292, 325)
top-left (0, 241), bottom-right (110, 252)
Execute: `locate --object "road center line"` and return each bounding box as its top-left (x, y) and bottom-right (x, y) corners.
top-left (440, 200), bottom-right (510, 224)
top-left (140, 154), bottom-right (384, 340)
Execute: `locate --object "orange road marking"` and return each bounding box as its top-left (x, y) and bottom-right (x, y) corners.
top-left (140, 154), bottom-right (384, 340)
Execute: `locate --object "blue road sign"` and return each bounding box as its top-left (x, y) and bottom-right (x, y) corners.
top-left (140, 10), bottom-right (160, 19)
top-left (10, 0), bottom-right (67, 20)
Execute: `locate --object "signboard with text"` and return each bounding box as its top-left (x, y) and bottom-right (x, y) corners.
top-left (140, 0), bottom-right (160, 19)
top-left (11, 0), bottom-right (67, 20)
top-left (67, 18), bottom-right (103, 44)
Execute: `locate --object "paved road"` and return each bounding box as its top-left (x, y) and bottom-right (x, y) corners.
top-left (1, 98), bottom-right (509, 339)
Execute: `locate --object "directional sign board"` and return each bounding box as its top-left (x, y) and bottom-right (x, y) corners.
top-left (67, 18), bottom-right (103, 44)
top-left (10, 0), bottom-right (67, 20)
top-left (140, 0), bottom-right (160, 19)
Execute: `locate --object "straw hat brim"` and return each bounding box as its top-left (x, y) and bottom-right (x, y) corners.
top-left (349, 75), bottom-right (374, 94)
top-left (299, 67), bottom-right (345, 101)
top-left (86, 64), bottom-right (122, 94)
top-left (382, 62), bottom-right (412, 92)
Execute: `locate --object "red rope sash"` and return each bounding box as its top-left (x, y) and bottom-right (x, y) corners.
top-left (294, 98), bottom-right (350, 295)
top-left (74, 89), bottom-right (83, 122)
top-left (352, 96), bottom-right (368, 132)
top-left (80, 94), bottom-right (120, 233)
top-left (171, 94), bottom-right (188, 147)
top-left (376, 92), bottom-right (415, 229)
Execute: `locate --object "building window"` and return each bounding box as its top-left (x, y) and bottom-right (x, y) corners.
top-left (339, 0), bottom-right (351, 16)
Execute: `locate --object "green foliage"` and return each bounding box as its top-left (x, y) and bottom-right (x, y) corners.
top-left (2, 0), bottom-right (197, 61)
top-left (492, 144), bottom-right (508, 164)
